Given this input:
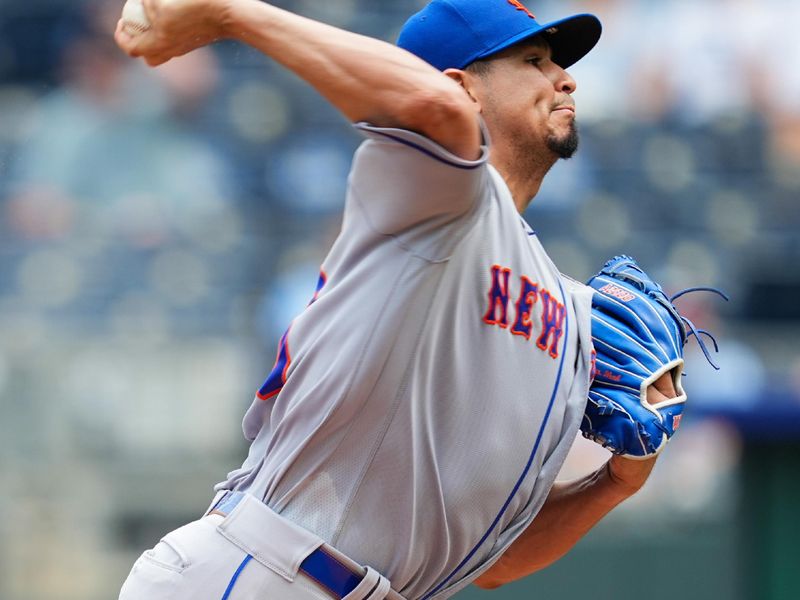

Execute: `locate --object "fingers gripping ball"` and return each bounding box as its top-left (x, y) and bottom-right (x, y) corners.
top-left (581, 256), bottom-right (722, 459)
top-left (122, 0), bottom-right (151, 35)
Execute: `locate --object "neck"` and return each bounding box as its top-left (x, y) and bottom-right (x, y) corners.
top-left (491, 151), bottom-right (557, 214)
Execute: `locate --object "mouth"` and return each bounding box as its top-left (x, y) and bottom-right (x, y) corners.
top-left (552, 105), bottom-right (575, 114)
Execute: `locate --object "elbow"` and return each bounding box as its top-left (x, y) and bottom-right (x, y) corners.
top-left (472, 558), bottom-right (514, 590)
top-left (473, 573), bottom-right (505, 590)
top-left (472, 552), bottom-right (554, 590)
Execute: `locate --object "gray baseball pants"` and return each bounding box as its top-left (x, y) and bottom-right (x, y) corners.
top-left (118, 492), bottom-right (405, 600)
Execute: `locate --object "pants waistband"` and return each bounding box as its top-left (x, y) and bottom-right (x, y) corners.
top-left (208, 491), bottom-right (405, 600)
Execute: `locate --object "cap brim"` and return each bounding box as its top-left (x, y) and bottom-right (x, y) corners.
top-left (473, 13), bottom-right (601, 70)
top-left (540, 14), bottom-right (602, 69)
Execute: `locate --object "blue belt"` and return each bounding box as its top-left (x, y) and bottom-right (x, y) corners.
top-left (210, 492), bottom-right (363, 599)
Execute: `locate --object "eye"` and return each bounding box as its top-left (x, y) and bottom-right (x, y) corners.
top-left (526, 56), bottom-right (543, 67)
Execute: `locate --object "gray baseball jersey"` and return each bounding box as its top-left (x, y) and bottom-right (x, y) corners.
top-left (218, 123), bottom-right (596, 600)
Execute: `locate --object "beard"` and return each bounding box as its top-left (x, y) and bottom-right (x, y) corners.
top-left (546, 121), bottom-right (579, 159)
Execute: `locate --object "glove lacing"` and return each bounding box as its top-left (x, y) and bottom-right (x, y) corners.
top-left (669, 287), bottom-right (730, 370)
top-left (600, 256), bottom-right (730, 371)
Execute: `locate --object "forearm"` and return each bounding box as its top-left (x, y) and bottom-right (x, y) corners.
top-left (223, 2), bottom-right (468, 128)
top-left (475, 456), bottom-right (655, 589)
top-left (118, 0), bottom-right (479, 156)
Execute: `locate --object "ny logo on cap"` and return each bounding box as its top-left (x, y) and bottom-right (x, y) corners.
top-left (507, 0), bottom-right (536, 19)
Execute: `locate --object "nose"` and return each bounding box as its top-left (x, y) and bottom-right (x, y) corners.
top-left (552, 64), bottom-right (577, 95)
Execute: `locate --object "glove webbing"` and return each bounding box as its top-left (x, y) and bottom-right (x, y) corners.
top-left (600, 256), bottom-right (730, 371)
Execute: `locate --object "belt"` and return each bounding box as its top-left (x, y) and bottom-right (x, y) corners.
top-left (209, 492), bottom-right (363, 599)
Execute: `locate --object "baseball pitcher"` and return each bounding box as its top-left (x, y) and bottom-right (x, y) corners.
top-left (114, 1), bottom-right (721, 598)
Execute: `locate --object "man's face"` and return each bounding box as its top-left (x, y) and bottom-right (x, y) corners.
top-left (469, 38), bottom-right (579, 161)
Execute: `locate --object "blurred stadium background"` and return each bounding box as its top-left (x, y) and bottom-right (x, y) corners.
top-left (0, 0), bottom-right (798, 598)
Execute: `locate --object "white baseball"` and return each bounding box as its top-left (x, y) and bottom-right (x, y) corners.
top-left (121, 0), bottom-right (151, 35)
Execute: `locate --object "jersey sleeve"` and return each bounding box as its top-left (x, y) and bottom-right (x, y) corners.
top-left (345, 122), bottom-right (491, 259)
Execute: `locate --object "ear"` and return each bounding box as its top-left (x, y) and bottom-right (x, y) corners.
top-left (444, 68), bottom-right (483, 112)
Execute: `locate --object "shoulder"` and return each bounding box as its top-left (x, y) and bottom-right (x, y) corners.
top-left (353, 121), bottom-right (490, 171)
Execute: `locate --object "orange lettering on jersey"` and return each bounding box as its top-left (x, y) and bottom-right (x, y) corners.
top-left (510, 276), bottom-right (539, 340)
top-left (483, 265), bottom-right (566, 360)
top-left (507, 0), bottom-right (536, 19)
top-left (257, 268), bottom-right (326, 401)
top-left (536, 289), bottom-right (566, 359)
top-left (483, 265), bottom-right (512, 328)
top-left (257, 329), bottom-right (292, 400)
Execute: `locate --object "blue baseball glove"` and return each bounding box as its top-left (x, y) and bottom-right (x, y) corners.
top-left (582, 256), bottom-right (725, 459)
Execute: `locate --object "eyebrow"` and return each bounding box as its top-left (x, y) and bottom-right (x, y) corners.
top-left (493, 36), bottom-right (552, 60)
top-left (480, 35), bottom-right (552, 64)
top-left (520, 36), bottom-right (551, 52)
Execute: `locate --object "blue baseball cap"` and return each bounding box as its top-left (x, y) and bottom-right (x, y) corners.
top-left (397, 0), bottom-right (601, 71)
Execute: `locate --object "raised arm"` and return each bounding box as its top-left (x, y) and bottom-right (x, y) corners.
top-left (115, 0), bottom-right (480, 159)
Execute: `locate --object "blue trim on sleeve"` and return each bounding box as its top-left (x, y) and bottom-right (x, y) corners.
top-left (422, 278), bottom-right (571, 600)
top-left (221, 555), bottom-right (253, 600)
top-left (358, 127), bottom-right (485, 171)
